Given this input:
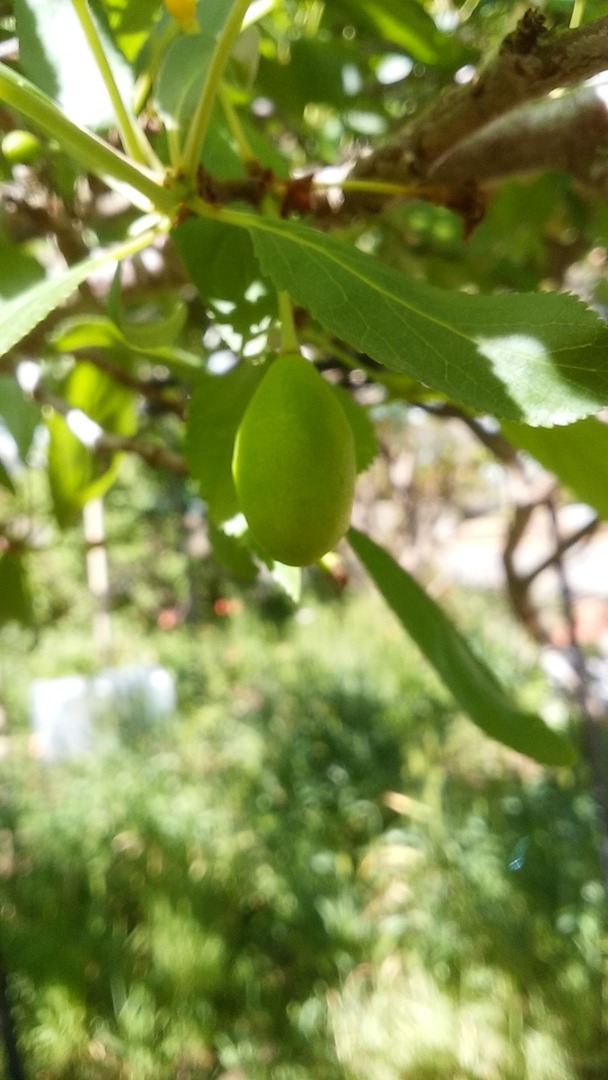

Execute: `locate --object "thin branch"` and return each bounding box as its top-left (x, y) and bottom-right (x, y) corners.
top-left (419, 402), bottom-right (519, 465)
top-left (94, 431), bottom-right (188, 475)
top-left (503, 502), bottom-right (549, 644)
top-left (520, 515), bottom-right (599, 587)
top-left (78, 353), bottom-right (187, 419)
top-left (32, 384), bottom-right (188, 476)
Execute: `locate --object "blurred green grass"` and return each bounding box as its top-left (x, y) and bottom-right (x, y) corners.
top-left (0, 589), bottom-right (606, 1079)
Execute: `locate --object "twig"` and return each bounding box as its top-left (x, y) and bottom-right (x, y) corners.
top-left (31, 384), bottom-right (188, 476)
top-left (503, 502), bottom-right (549, 644)
top-left (78, 352), bottom-right (187, 419)
top-left (520, 515), bottom-right (599, 588)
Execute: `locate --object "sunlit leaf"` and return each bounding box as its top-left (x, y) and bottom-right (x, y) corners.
top-left (245, 215), bottom-right (608, 427)
top-left (503, 417), bottom-right (608, 520)
top-left (51, 314), bottom-right (207, 383)
top-left (106, 266), bottom-right (188, 348)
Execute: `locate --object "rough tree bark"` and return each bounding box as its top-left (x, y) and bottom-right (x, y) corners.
top-left (316, 9), bottom-right (608, 225)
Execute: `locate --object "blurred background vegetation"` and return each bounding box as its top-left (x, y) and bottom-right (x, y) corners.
top-left (0, 453), bottom-right (606, 1080)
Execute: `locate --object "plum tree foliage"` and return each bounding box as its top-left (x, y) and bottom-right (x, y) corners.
top-left (1, 0), bottom-right (608, 763)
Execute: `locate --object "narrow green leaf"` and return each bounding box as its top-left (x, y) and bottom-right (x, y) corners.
top-left (51, 314), bottom-right (208, 383)
top-left (244, 214), bottom-right (608, 426)
top-left (271, 562), bottom-right (301, 604)
top-left (503, 417), bottom-right (608, 520)
top-left (0, 248), bottom-right (128, 360)
top-left (47, 412), bottom-right (120, 528)
top-left (185, 363), bottom-right (265, 524)
top-left (106, 266), bottom-right (188, 348)
top-left (348, 527), bottom-right (576, 766)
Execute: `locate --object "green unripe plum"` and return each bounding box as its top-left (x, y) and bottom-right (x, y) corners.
top-left (232, 353), bottom-right (356, 566)
top-left (1, 130), bottom-right (42, 165)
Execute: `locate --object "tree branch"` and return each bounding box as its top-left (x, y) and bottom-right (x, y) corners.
top-left (431, 84), bottom-right (608, 188)
top-left (320, 10), bottom-right (608, 220)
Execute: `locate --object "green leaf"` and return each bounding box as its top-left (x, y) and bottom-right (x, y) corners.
top-left (14, 0), bottom-right (135, 129)
top-left (47, 411), bottom-right (117, 528)
top-left (502, 417), bottom-right (608, 520)
top-left (348, 527), bottom-right (576, 766)
top-left (172, 218), bottom-right (275, 332)
top-left (271, 562), bottom-right (302, 604)
top-left (47, 362), bottom-right (137, 528)
top-left (185, 363), bottom-right (265, 524)
top-left (0, 377), bottom-right (39, 458)
top-left (64, 361), bottom-right (138, 432)
top-left (173, 217), bottom-right (263, 303)
top-left (106, 266), bottom-right (188, 348)
top-left (0, 247), bottom-right (129, 360)
top-left (196, 0), bottom-right (235, 38)
top-left (154, 34), bottom-right (215, 134)
top-left (0, 552), bottom-right (34, 627)
top-left (245, 215), bottom-right (608, 427)
top-left (51, 314), bottom-right (207, 383)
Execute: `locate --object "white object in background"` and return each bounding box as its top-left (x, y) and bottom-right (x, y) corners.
top-left (29, 665), bottom-right (176, 762)
top-left (29, 675), bottom-right (94, 762)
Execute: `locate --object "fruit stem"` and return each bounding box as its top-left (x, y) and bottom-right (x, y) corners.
top-left (277, 291), bottom-right (299, 354)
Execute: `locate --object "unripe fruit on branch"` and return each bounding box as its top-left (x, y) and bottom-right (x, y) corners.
top-left (232, 353), bottom-right (356, 567)
top-left (1, 130), bottom-right (42, 165)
